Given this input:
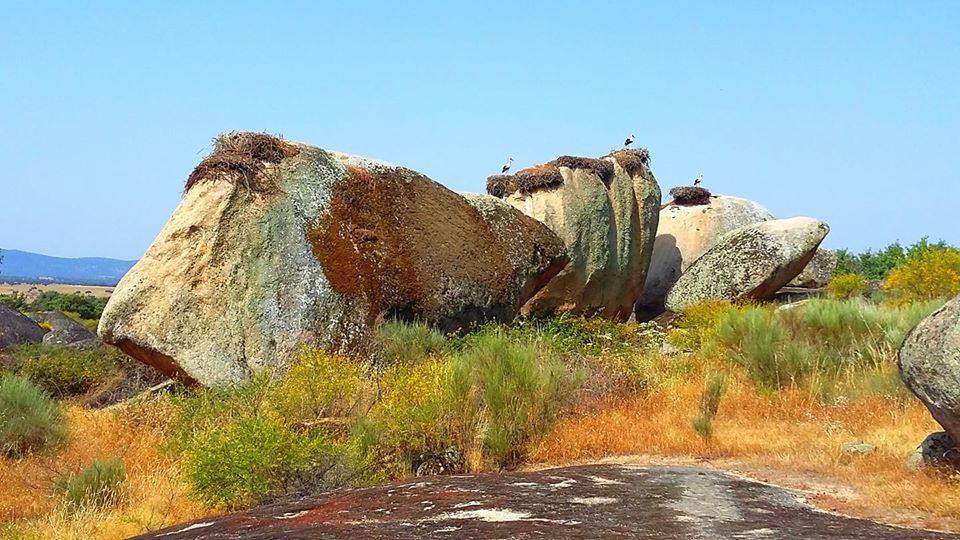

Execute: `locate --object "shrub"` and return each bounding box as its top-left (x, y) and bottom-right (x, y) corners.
top-left (376, 321), bottom-right (447, 365)
top-left (669, 300), bottom-right (735, 350)
top-left (56, 458), bottom-right (126, 511)
top-left (827, 273), bottom-right (868, 300)
top-left (28, 291), bottom-right (108, 320)
top-left (448, 331), bottom-right (582, 469)
top-left (0, 292), bottom-right (27, 311)
top-left (4, 344), bottom-right (127, 397)
top-left (884, 247), bottom-right (960, 304)
top-left (354, 358), bottom-right (452, 478)
top-left (692, 371), bottom-right (727, 438)
top-left (183, 415), bottom-right (333, 509)
top-left (0, 375), bottom-right (66, 457)
top-left (268, 348), bottom-right (365, 424)
top-left (169, 351), bottom-right (368, 509)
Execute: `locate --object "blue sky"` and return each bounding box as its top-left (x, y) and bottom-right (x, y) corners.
top-left (1, 1), bottom-right (957, 259)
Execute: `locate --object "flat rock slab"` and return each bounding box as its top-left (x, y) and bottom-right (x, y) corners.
top-left (138, 464), bottom-right (954, 539)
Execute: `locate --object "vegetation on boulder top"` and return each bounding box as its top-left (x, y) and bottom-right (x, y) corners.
top-left (184, 132), bottom-right (300, 193)
top-left (669, 186), bottom-right (712, 205)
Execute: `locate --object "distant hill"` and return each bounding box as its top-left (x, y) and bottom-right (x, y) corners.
top-left (0, 249), bottom-right (137, 286)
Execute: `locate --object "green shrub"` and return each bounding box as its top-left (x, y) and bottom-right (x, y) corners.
top-left (29, 292), bottom-right (107, 320)
top-left (4, 344), bottom-right (126, 397)
top-left (0, 293), bottom-right (28, 311)
top-left (448, 330), bottom-right (583, 469)
top-left (183, 415), bottom-right (333, 509)
top-left (169, 351), bottom-right (368, 509)
top-left (827, 274), bottom-right (868, 300)
top-left (56, 458), bottom-right (126, 511)
top-left (706, 298), bottom-right (943, 399)
top-left (692, 371), bottom-right (727, 438)
top-left (376, 321), bottom-right (447, 365)
top-left (0, 375), bottom-right (66, 457)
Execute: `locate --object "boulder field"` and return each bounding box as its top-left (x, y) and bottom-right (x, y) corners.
top-left (898, 294), bottom-right (960, 446)
top-left (664, 217), bottom-right (830, 312)
top-left (98, 133), bottom-right (568, 386)
top-left (487, 149), bottom-right (661, 320)
top-left (637, 194), bottom-right (775, 318)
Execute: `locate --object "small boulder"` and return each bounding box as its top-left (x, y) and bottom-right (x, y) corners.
top-left (637, 195), bottom-right (774, 319)
top-left (0, 305), bottom-right (45, 349)
top-left (29, 311), bottom-right (99, 348)
top-left (664, 217), bottom-right (829, 312)
top-left (906, 431), bottom-right (960, 471)
top-left (489, 150), bottom-right (660, 320)
top-left (898, 294), bottom-right (960, 443)
top-left (788, 248), bottom-right (837, 289)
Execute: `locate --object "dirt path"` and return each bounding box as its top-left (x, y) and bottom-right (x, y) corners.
top-left (136, 464), bottom-right (955, 539)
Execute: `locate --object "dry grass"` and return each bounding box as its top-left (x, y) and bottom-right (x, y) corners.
top-left (0, 399), bottom-right (208, 539)
top-left (532, 374), bottom-right (960, 532)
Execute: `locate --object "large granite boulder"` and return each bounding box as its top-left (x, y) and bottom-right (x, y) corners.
top-left (787, 248), bottom-right (837, 289)
top-left (486, 150), bottom-right (660, 320)
top-left (664, 217), bottom-right (829, 312)
top-left (99, 132), bottom-right (568, 386)
top-left (28, 311), bottom-right (99, 348)
top-left (0, 305), bottom-right (45, 349)
top-left (637, 195), bottom-right (774, 318)
top-left (899, 294), bottom-right (960, 444)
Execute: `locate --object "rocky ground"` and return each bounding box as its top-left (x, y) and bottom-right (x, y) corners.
top-left (137, 464), bottom-right (955, 539)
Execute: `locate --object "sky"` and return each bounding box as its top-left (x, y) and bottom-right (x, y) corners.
top-left (1, 1), bottom-right (958, 260)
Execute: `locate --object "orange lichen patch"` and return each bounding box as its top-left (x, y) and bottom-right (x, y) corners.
top-left (309, 165), bottom-right (512, 330)
top-left (669, 186), bottom-right (712, 206)
top-left (185, 131), bottom-right (300, 193)
top-left (604, 148), bottom-right (650, 177)
top-left (487, 155), bottom-right (616, 198)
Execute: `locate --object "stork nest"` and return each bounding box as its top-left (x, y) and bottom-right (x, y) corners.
top-left (668, 186), bottom-right (712, 206)
top-left (185, 131), bottom-right (300, 193)
top-left (603, 148), bottom-right (651, 177)
top-left (487, 155), bottom-right (617, 198)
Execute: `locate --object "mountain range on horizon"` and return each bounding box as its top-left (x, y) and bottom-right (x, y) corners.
top-left (0, 248), bottom-right (136, 286)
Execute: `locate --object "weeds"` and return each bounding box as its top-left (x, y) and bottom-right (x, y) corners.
top-left (693, 372), bottom-right (727, 438)
top-left (0, 375), bottom-right (65, 457)
top-left (56, 458), bottom-right (126, 511)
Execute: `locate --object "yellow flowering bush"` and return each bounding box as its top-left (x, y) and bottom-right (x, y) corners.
top-left (827, 273), bottom-right (868, 300)
top-left (884, 247), bottom-right (960, 304)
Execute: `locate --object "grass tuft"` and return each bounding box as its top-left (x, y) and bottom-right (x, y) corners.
top-left (0, 375), bottom-right (65, 457)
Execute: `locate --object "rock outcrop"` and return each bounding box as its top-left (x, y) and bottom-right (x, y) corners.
top-left (0, 305), bottom-right (45, 349)
top-left (99, 132), bottom-right (568, 386)
top-left (899, 294), bottom-right (960, 444)
top-left (787, 248), bottom-right (837, 289)
top-left (637, 195), bottom-right (774, 318)
top-left (487, 150), bottom-right (660, 320)
top-left (664, 217), bottom-right (829, 312)
top-left (29, 311), bottom-right (99, 348)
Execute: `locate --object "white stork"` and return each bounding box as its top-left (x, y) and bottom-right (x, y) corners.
top-left (501, 157), bottom-right (513, 174)
top-left (624, 134), bottom-right (635, 147)
top-left (694, 173), bottom-right (703, 186)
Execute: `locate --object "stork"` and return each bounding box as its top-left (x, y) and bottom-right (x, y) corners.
top-left (624, 134), bottom-right (635, 147)
top-left (501, 157), bottom-right (513, 174)
top-left (694, 173), bottom-right (703, 186)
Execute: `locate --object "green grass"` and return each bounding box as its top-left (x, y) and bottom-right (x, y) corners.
top-left (56, 458), bottom-right (126, 511)
top-left (0, 374), bottom-right (66, 457)
top-left (376, 321), bottom-right (447, 365)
